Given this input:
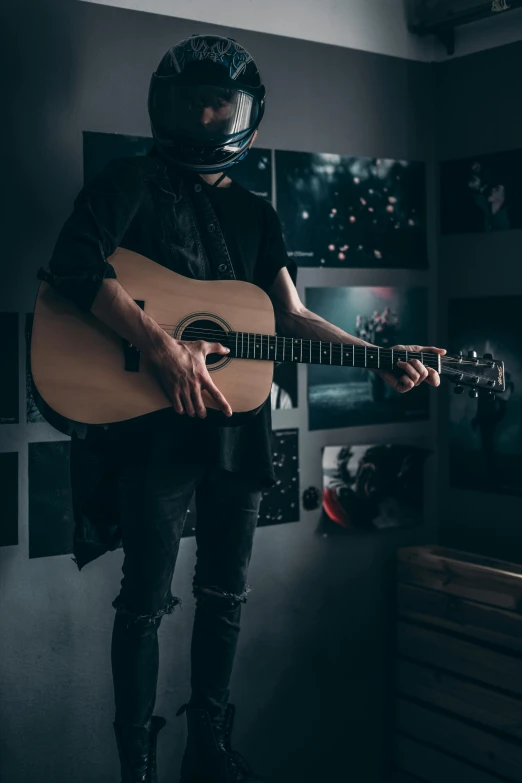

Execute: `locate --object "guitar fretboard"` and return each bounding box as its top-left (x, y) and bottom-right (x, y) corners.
top-left (223, 332), bottom-right (440, 370)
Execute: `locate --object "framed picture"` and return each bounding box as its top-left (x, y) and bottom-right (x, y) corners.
top-left (319, 443), bottom-right (429, 534)
top-left (306, 286), bottom-right (429, 430)
top-left (449, 296), bottom-right (522, 497)
top-left (0, 452), bottom-right (18, 546)
top-left (0, 313), bottom-right (19, 425)
top-left (276, 150), bottom-right (427, 268)
top-left (441, 149), bottom-right (522, 234)
top-left (29, 441), bottom-right (74, 558)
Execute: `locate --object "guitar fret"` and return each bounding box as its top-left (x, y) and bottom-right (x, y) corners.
top-left (341, 344), bottom-right (343, 366)
top-left (291, 339), bottom-right (294, 362)
top-left (309, 340), bottom-right (312, 363)
top-left (282, 337), bottom-right (285, 361)
top-left (319, 341), bottom-right (322, 363)
top-left (365, 345), bottom-right (367, 367)
top-left (330, 342), bottom-right (332, 364)
top-left (235, 332), bottom-right (238, 358)
top-left (377, 347), bottom-right (380, 369)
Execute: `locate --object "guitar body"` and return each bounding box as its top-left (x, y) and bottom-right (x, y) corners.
top-left (31, 248), bottom-right (275, 425)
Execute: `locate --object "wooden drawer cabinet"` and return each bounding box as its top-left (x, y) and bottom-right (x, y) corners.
top-left (394, 546), bottom-right (522, 783)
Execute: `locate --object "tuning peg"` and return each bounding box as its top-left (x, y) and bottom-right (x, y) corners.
top-left (468, 350), bottom-right (477, 359)
top-left (469, 388), bottom-right (479, 398)
top-left (483, 353), bottom-right (493, 360)
top-left (471, 376), bottom-right (479, 385)
top-left (454, 385), bottom-right (464, 394)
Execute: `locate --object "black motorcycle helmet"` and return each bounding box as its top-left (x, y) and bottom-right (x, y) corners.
top-left (148, 34), bottom-right (266, 174)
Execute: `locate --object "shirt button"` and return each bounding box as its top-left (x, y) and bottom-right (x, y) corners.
top-left (218, 264), bottom-right (227, 272)
top-left (194, 184), bottom-right (202, 192)
top-left (208, 223), bottom-right (215, 232)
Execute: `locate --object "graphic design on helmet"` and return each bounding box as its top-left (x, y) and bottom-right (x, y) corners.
top-left (148, 34), bottom-right (266, 174)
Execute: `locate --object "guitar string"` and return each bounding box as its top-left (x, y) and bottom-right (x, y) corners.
top-left (156, 322), bottom-right (488, 364)
top-left (158, 324), bottom-right (444, 355)
top-left (155, 325), bottom-right (483, 368)
top-left (147, 341), bottom-right (493, 381)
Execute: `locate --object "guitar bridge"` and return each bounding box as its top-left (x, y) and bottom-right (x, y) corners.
top-left (123, 300), bottom-right (145, 372)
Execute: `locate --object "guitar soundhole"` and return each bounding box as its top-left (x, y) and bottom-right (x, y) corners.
top-left (180, 319), bottom-right (228, 367)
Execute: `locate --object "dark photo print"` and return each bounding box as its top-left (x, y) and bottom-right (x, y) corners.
top-left (0, 313), bottom-right (19, 425)
top-left (25, 314), bottom-right (45, 423)
top-left (83, 131), bottom-right (153, 184)
top-left (271, 363), bottom-right (298, 410)
top-left (440, 149), bottom-right (522, 234)
top-left (306, 286), bottom-right (429, 430)
top-left (276, 150), bottom-right (427, 268)
top-left (318, 443), bottom-right (429, 535)
top-left (83, 131), bottom-right (272, 201)
top-left (257, 428), bottom-right (299, 528)
top-left (0, 452), bottom-right (18, 547)
top-left (29, 440), bottom-right (73, 559)
top-left (182, 428), bottom-right (299, 537)
top-left (449, 296), bottom-right (522, 497)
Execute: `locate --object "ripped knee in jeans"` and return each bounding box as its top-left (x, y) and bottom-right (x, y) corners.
top-left (192, 582), bottom-right (251, 606)
top-left (112, 593), bottom-right (182, 628)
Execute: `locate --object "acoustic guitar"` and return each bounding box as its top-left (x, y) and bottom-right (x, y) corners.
top-left (32, 247), bottom-right (506, 426)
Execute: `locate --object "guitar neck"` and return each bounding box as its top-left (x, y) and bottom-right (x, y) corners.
top-left (225, 332), bottom-right (441, 372)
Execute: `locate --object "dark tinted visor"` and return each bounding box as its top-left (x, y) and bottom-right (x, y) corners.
top-left (150, 81), bottom-right (259, 145)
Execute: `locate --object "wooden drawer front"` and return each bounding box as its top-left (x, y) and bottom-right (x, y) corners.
top-left (394, 546), bottom-right (522, 783)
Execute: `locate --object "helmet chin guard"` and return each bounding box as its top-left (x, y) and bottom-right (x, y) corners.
top-left (148, 35), bottom-right (266, 173)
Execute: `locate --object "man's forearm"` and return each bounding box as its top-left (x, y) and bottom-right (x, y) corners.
top-left (90, 279), bottom-right (170, 360)
top-left (275, 306), bottom-right (377, 350)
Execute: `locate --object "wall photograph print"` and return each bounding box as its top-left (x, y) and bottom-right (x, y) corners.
top-left (29, 441), bottom-right (73, 559)
top-left (318, 443), bottom-right (429, 534)
top-left (306, 286), bottom-right (429, 430)
top-left (0, 313), bottom-right (19, 425)
top-left (83, 131), bottom-right (273, 201)
top-left (0, 452), bottom-right (18, 547)
top-left (276, 151), bottom-right (427, 268)
top-left (26, 314), bottom-right (45, 423)
top-left (440, 149), bottom-right (522, 234)
top-left (449, 296), bottom-right (522, 497)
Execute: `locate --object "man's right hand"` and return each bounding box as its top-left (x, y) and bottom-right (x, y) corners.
top-left (88, 279), bottom-right (233, 419)
top-left (150, 339), bottom-right (233, 419)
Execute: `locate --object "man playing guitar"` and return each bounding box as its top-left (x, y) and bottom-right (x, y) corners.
top-left (41, 33), bottom-right (445, 783)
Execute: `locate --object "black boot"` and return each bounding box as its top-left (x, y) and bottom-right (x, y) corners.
top-left (178, 704), bottom-right (262, 782)
top-left (113, 715), bottom-right (166, 783)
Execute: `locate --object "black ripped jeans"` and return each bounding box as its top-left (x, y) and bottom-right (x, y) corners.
top-left (108, 421), bottom-right (262, 728)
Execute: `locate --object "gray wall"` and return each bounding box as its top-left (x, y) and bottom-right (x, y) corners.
top-left (1, 2), bottom-right (437, 781)
top-left (435, 42), bottom-right (522, 563)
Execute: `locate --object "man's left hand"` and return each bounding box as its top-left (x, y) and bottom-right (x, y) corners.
top-left (375, 344), bottom-right (447, 393)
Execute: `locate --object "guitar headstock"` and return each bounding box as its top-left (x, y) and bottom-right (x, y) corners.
top-left (441, 351), bottom-right (506, 398)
